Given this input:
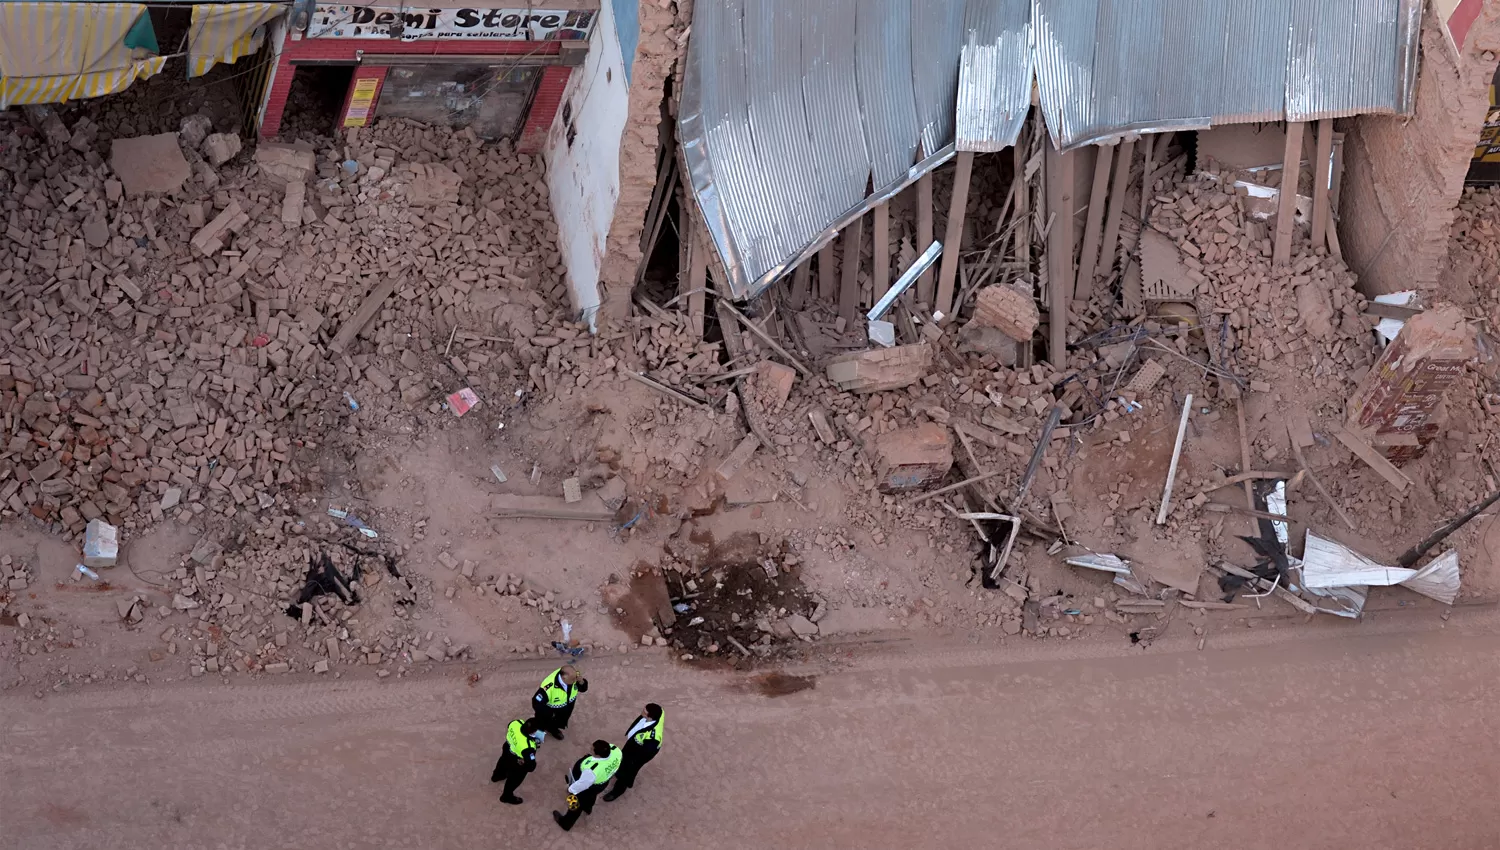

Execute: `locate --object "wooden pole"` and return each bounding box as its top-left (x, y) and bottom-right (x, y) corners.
top-left (872, 201), bottom-right (891, 301)
top-left (916, 173), bottom-right (935, 307)
top-left (817, 241), bottom-right (837, 302)
top-left (1013, 122), bottom-right (1031, 277)
top-left (838, 213), bottom-right (865, 324)
top-left (1097, 140), bottom-right (1134, 290)
top-left (1156, 393), bottom-right (1193, 524)
top-left (1044, 143), bottom-right (1075, 365)
top-left (1074, 144), bottom-right (1113, 301)
top-left (1273, 121), bottom-right (1306, 266)
top-left (1311, 118), bottom-right (1334, 254)
top-left (789, 259), bottom-right (811, 310)
top-left (934, 151), bottom-right (974, 322)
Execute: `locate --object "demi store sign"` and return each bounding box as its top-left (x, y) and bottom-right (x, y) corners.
top-left (308, 5), bottom-right (595, 40)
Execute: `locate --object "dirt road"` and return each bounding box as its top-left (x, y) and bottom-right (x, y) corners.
top-left (5, 609), bottom-right (1500, 850)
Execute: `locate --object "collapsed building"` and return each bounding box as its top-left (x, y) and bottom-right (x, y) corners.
top-left (1, 0), bottom-right (1500, 683)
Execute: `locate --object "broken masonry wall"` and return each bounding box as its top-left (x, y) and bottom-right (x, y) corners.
top-left (544, 0), bottom-right (631, 323)
top-left (1340, 6), bottom-right (1500, 297)
top-left (596, 0), bottom-right (688, 323)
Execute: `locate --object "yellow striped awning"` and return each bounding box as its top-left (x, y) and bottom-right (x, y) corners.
top-left (188, 3), bottom-right (282, 78)
top-left (0, 2), bottom-right (162, 108)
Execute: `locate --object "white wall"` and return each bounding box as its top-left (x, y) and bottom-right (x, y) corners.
top-left (543, 0), bottom-right (631, 326)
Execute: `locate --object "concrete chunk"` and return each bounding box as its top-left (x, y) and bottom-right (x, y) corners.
top-left (873, 423), bottom-right (954, 494)
top-left (110, 133), bottom-right (192, 196)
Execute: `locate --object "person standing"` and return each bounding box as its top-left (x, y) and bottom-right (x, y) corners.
top-left (603, 703), bottom-right (663, 801)
top-left (552, 740), bottom-right (621, 832)
top-left (532, 665), bottom-right (587, 740)
top-left (489, 717), bottom-right (544, 804)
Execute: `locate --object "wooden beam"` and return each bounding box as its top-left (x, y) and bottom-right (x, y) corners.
top-left (916, 173), bottom-right (935, 307)
top-left (934, 151), bottom-right (974, 322)
top-left (329, 278), bottom-right (396, 353)
top-left (1074, 144), bottom-right (1113, 301)
top-left (1138, 134), bottom-right (1156, 225)
top-left (1156, 394), bottom-right (1193, 524)
top-left (1044, 143), bottom-right (1075, 365)
top-left (1097, 139), bottom-right (1134, 290)
top-left (685, 225), bottom-right (707, 338)
top-left (1273, 121), bottom-right (1306, 266)
top-left (872, 201), bottom-right (891, 302)
top-left (1013, 124), bottom-right (1031, 277)
top-left (1334, 425), bottom-right (1412, 494)
top-left (1288, 423), bottom-right (1358, 531)
top-left (838, 213), bottom-right (865, 324)
top-left (817, 241), bottom-right (837, 302)
top-left (789, 259), bottom-right (811, 310)
top-left (624, 370), bottom-right (710, 410)
top-left (1311, 118), bottom-right (1334, 254)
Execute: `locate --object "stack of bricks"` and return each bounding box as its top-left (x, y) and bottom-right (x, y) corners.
top-left (1146, 170), bottom-right (1378, 396)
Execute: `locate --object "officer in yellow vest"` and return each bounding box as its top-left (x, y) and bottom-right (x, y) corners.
top-left (602, 703), bottom-right (663, 801)
top-left (552, 740), bottom-right (621, 832)
top-left (489, 717), bottom-right (544, 804)
top-left (531, 665), bottom-right (588, 740)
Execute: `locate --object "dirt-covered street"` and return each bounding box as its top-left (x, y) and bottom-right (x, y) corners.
top-left (5, 605), bottom-right (1499, 850)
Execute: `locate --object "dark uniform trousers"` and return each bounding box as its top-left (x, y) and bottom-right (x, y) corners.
top-left (489, 747), bottom-right (533, 798)
top-left (556, 782), bottom-right (604, 829)
top-left (606, 740), bottom-right (659, 798)
top-left (532, 694), bottom-right (576, 737)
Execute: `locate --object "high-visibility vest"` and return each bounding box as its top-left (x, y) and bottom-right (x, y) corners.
top-left (631, 712), bottom-right (664, 747)
top-left (538, 668), bottom-right (578, 708)
top-left (576, 747), bottom-right (622, 786)
top-left (506, 720), bottom-right (537, 760)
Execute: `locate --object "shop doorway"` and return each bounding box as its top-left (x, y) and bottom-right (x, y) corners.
top-left (279, 64), bottom-right (356, 140)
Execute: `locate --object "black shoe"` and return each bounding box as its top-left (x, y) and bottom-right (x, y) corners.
top-left (602, 791), bottom-right (622, 802)
top-left (551, 729), bottom-right (565, 741)
top-left (552, 811), bottom-right (571, 831)
top-left (500, 795), bottom-right (523, 805)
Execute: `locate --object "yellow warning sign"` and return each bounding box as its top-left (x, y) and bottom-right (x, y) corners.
top-left (343, 77), bottom-right (380, 128)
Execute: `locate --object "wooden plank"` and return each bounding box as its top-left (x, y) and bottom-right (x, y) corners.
top-left (1235, 399), bottom-right (1255, 514)
top-left (1044, 143), bottom-right (1075, 365)
top-left (1273, 121), bottom-right (1306, 266)
top-left (1334, 425), bottom-right (1412, 493)
top-left (329, 278), bottom-right (396, 353)
top-left (1074, 143), bottom-right (1113, 301)
top-left (909, 469), bottom-right (1008, 504)
top-left (1097, 140), bottom-right (1134, 291)
top-left (624, 371), bottom-right (710, 410)
top-left (1311, 119), bottom-right (1334, 254)
top-left (717, 299), bottom-right (814, 378)
top-left (818, 241), bottom-right (837, 302)
top-left (916, 172), bottom-right (935, 306)
top-left (934, 151), bottom-right (974, 322)
top-left (1155, 393), bottom-right (1193, 524)
top-left (685, 225), bottom-right (708, 338)
top-left (491, 493), bottom-right (613, 522)
top-left (838, 214), bottom-right (865, 324)
top-left (872, 201), bottom-right (891, 301)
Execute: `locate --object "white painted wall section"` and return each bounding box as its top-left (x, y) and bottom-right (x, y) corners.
top-left (543, 0), bottom-right (629, 325)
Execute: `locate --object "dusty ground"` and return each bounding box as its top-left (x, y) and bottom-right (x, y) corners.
top-left (4, 603), bottom-right (1500, 849)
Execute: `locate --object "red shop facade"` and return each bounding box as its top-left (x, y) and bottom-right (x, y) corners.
top-left (260, 2), bottom-right (596, 152)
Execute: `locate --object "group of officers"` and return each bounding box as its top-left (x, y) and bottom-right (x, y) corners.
top-left (490, 664), bottom-right (664, 832)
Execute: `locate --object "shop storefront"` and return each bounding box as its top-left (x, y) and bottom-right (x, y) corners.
top-left (260, 1), bottom-right (596, 151)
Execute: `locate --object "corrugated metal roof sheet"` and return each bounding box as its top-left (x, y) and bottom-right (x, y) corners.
top-left (681, 0), bottom-right (1018, 298)
top-left (683, 0), bottom-right (1423, 297)
top-left (955, 0), bottom-right (1031, 152)
top-left (1034, 0), bottom-right (1421, 150)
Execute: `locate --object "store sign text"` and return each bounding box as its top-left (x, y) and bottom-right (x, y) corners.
top-left (309, 5), bottom-right (595, 40)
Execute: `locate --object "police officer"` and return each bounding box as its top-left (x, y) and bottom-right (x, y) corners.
top-left (489, 717), bottom-right (544, 804)
top-left (602, 703), bottom-right (663, 801)
top-left (532, 665), bottom-right (587, 740)
top-left (552, 740), bottom-right (621, 832)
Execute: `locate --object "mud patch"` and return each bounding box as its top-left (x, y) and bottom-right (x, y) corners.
top-left (661, 531), bottom-right (817, 665)
top-left (738, 671), bottom-right (817, 697)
